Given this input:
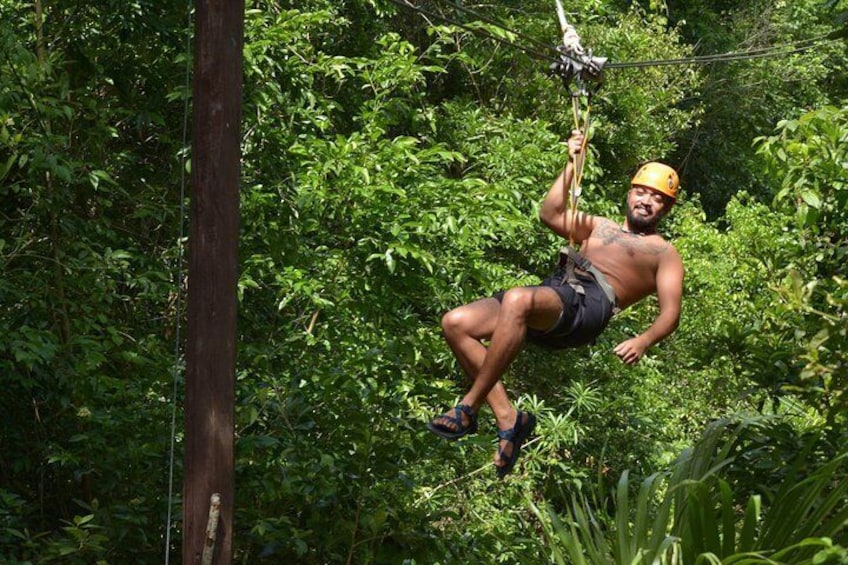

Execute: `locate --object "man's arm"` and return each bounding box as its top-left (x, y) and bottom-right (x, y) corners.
top-left (539, 131), bottom-right (597, 243)
top-left (613, 246), bottom-right (684, 365)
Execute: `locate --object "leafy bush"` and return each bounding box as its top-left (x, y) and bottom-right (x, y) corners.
top-left (533, 418), bottom-right (848, 564)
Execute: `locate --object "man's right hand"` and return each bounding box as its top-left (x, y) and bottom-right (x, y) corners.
top-left (568, 129), bottom-right (585, 162)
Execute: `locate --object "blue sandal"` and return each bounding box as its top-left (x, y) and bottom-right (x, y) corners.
top-left (495, 411), bottom-right (536, 478)
top-left (427, 404), bottom-right (478, 440)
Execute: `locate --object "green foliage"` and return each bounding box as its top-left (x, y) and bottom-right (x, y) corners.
top-left (754, 104), bottom-right (848, 429)
top-left (1, 0), bottom-right (191, 561)
top-left (3, 0), bottom-right (848, 563)
top-left (586, 7), bottom-right (702, 178)
top-left (759, 105), bottom-right (848, 233)
top-left (533, 418), bottom-right (848, 564)
top-left (665, 0), bottom-right (848, 216)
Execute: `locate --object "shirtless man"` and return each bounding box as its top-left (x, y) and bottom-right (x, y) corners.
top-left (427, 130), bottom-right (684, 478)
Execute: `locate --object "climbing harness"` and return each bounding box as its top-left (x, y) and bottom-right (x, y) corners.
top-left (558, 246), bottom-right (620, 314)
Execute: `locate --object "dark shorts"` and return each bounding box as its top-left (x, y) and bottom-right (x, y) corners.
top-left (494, 270), bottom-right (615, 349)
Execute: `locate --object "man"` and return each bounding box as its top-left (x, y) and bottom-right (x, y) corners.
top-left (427, 130), bottom-right (684, 478)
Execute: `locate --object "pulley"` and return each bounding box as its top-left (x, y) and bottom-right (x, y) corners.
top-left (551, 0), bottom-right (606, 95)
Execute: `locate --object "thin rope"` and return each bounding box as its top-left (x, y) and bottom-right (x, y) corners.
top-left (414, 436), bottom-right (544, 506)
top-left (446, 0), bottom-right (563, 57)
top-left (568, 95), bottom-right (592, 248)
top-left (164, 1), bottom-right (193, 562)
top-left (385, 0), bottom-right (561, 64)
top-left (554, 0), bottom-right (569, 38)
top-left (555, 0), bottom-right (584, 56)
top-left (386, 0), bottom-right (841, 71)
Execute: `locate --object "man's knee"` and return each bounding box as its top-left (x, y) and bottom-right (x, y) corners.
top-left (441, 308), bottom-right (469, 336)
top-left (500, 287), bottom-right (536, 317)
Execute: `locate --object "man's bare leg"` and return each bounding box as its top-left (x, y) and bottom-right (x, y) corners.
top-left (440, 297), bottom-right (514, 424)
top-left (458, 286), bottom-right (562, 409)
top-left (435, 287), bottom-right (563, 467)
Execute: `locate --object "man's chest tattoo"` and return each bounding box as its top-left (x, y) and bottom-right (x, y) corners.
top-left (594, 222), bottom-right (666, 256)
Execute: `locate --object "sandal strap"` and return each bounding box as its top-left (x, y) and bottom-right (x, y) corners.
top-left (497, 410), bottom-right (524, 441)
top-left (440, 404), bottom-right (476, 432)
top-left (497, 427), bottom-right (516, 441)
top-left (458, 404), bottom-right (477, 424)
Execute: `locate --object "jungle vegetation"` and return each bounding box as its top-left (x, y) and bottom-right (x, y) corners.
top-left (1, 0), bottom-right (847, 562)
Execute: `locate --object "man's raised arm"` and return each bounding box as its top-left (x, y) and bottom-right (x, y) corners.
top-left (539, 130), bottom-right (596, 243)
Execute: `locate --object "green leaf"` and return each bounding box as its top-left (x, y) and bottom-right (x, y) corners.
top-left (800, 188), bottom-right (822, 209)
top-left (0, 154), bottom-right (15, 181)
top-left (739, 495), bottom-right (761, 552)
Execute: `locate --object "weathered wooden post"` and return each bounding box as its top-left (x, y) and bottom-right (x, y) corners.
top-left (183, 0), bottom-right (244, 562)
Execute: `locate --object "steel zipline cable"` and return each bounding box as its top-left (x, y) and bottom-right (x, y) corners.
top-left (385, 0), bottom-right (843, 70)
top-left (607, 33), bottom-right (841, 68)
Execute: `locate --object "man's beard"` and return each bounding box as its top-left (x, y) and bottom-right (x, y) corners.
top-left (626, 206), bottom-right (660, 233)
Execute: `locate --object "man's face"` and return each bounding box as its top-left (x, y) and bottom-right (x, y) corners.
top-left (626, 186), bottom-right (670, 232)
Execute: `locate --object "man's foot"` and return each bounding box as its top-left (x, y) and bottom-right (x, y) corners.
top-left (427, 404), bottom-right (478, 440)
top-left (494, 410), bottom-right (536, 478)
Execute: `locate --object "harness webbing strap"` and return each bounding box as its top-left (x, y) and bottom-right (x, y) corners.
top-left (558, 246), bottom-right (620, 315)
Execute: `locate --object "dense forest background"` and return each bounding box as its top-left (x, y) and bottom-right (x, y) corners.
top-left (2, 0), bottom-right (848, 563)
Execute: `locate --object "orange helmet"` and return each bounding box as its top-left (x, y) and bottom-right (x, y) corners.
top-left (631, 162), bottom-right (679, 201)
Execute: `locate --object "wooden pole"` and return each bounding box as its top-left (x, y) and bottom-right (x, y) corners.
top-left (183, 0), bottom-right (244, 563)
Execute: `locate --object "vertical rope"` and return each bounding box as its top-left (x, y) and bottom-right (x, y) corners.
top-left (164, 1), bottom-right (193, 562)
top-left (557, 0), bottom-right (594, 247)
top-left (567, 93), bottom-right (592, 248)
top-left (554, 0), bottom-right (568, 34)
